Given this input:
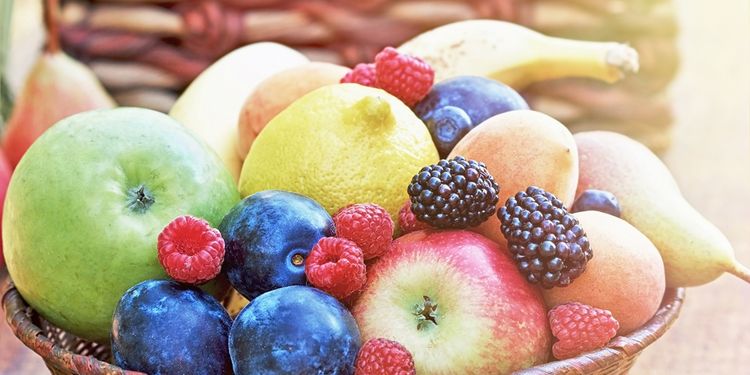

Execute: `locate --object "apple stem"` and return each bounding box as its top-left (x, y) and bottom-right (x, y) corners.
top-left (127, 184), bottom-right (155, 214)
top-left (44, 0), bottom-right (61, 54)
top-left (728, 259), bottom-right (750, 284)
top-left (413, 295), bottom-right (439, 330)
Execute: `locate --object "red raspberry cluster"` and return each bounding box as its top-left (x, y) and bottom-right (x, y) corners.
top-left (548, 302), bottom-right (620, 359)
top-left (305, 237), bottom-right (367, 300)
top-left (305, 204), bottom-right (394, 301)
top-left (157, 215), bottom-right (225, 285)
top-left (341, 47), bottom-right (435, 107)
top-left (398, 200), bottom-right (430, 234)
top-left (355, 338), bottom-right (416, 375)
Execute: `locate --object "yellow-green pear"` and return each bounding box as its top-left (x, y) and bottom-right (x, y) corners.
top-left (169, 42), bottom-right (308, 181)
top-left (575, 131), bottom-right (749, 287)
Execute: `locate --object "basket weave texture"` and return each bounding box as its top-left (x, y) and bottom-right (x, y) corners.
top-left (2, 277), bottom-right (685, 375)
top-left (2, 1), bottom-right (685, 373)
top-left (57, 0), bottom-right (678, 152)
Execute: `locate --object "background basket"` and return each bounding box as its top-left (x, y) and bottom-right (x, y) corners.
top-left (1, 275), bottom-right (685, 375)
top-left (53, 0), bottom-right (678, 152)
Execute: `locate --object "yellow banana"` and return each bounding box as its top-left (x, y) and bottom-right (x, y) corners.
top-left (398, 20), bottom-right (639, 89)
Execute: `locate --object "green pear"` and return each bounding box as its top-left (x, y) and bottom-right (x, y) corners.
top-left (575, 131), bottom-right (749, 287)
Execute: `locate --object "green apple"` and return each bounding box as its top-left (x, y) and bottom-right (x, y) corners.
top-left (3, 108), bottom-right (240, 341)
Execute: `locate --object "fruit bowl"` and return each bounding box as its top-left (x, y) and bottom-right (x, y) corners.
top-left (1, 273), bottom-right (684, 375)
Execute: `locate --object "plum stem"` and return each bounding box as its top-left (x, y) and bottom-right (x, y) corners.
top-left (728, 259), bottom-right (750, 284)
top-left (291, 253), bottom-right (305, 266)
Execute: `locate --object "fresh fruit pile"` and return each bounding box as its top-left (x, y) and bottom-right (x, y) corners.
top-left (2, 19), bottom-right (748, 375)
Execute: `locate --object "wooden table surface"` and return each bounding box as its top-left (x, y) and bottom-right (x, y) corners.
top-left (1, 0), bottom-right (748, 374)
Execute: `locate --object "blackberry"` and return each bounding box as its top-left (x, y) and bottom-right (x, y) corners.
top-left (407, 156), bottom-right (499, 228)
top-left (498, 186), bottom-right (593, 288)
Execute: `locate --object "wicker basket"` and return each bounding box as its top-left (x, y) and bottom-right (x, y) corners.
top-left (2, 1), bottom-right (685, 373)
top-left (2, 275), bottom-right (685, 375)
top-left (52, 0), bottom-right (678, 152)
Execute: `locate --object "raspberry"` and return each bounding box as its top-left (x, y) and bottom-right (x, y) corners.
top-left (355, 338), bottom-right (416, 375)
top-left (333, 204), bottom-right (394, 260)
top-left (374, 47), bottom-right (434, 106)
top-left (398, 200), bottom-right (429, 234)
top-left (341, 289), bottom-right (364, 310)
top-left (305, 237), bottom-right (366, 300)
top-left (341, 63), bottom-right (377, 87)
top-left (157, 215), bottom-right (225, 285)
top-left (549, 302), bottom-right (620, 360)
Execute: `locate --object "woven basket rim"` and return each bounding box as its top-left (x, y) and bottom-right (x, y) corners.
top-left (516, 287), bottom-right (685, 374)
top-left (1, 276), bottom-right (685, 375)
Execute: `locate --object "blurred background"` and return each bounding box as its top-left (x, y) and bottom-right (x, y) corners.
top-left (631, 0), bottom-right (750, 372)
top-left (1, 0), bottom-right (748, 373)
top-left (3, 0), bottom-right (679, 151)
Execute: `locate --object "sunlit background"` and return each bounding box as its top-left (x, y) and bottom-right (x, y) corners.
top-left (632, 1), bottom-right (749, 373)
top-left (1, 0), bottom-right (748, 373)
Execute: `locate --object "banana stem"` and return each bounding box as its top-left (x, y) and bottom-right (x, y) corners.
top-left (728, 259), bottom-right (750, 284)
top-left (518, 37), bottom-right (639, 86)
top-left (43, 0), bottom-right (60, 54)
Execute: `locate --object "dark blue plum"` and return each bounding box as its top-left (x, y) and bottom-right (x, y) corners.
top-left (571, 189), bottom-right (622, 217)
top-left (414, 76), bottom-right (529, 157)
top-left (111, 280), bottom-right (231, 375)
top-left (229, 286), bottom-right (361, 375)
top-left (219, 190), bottom-right (335, 300)
top-left (421, 106), bottom-right (473, 158)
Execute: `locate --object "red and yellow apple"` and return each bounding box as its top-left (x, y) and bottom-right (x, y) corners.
top-left (352, 230), bottom-right (550, 374)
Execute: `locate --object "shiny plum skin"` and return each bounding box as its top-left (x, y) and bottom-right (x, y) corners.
top-left (414, 76), bottom-right (529, 157)
top-left (229, 286), bottom-right (361, 375)
top-left (571, 189), bottom-right (622, 217)
top-left (219, 190), bottom-right (335, 301)
top-left (111, 280), bottom-right (232, 375)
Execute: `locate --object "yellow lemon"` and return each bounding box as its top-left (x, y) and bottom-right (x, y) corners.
top-left (239, 83), bottom-right (439, 221)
